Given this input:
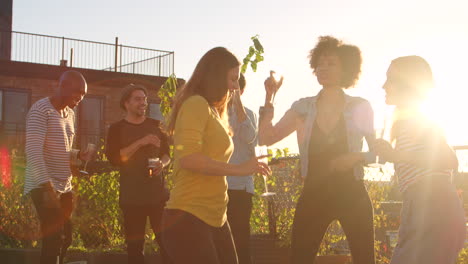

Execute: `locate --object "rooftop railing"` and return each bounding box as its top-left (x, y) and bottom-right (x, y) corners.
top-left (0, 31), bottom-right (174, 77)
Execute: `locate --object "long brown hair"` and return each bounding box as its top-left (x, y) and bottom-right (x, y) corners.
top-left (166, 47), bottom-right (240, 135)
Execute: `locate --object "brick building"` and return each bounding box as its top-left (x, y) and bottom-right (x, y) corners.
top-left (0, 58), bottom-right (182, 152)
top-left (0, 0), bottom-right (184, 153)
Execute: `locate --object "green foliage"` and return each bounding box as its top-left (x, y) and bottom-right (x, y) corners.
top-left (241, 35), bottom-right (265, 74)
top-left (158, 73), bottom-right (178, 122)
top-left (0, 157), bottom-right (40, 248)
top-left (458, 248), bottom-right (468, 264)
top-left (251, 152), bottom-right (301, 240)
top-left (72, 171), bottom-right (124, 250)
top-left (0, 156), bottom-right (159, 252)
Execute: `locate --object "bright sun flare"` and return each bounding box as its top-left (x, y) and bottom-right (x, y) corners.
top-left (421, 82), bottom-right (468, 147)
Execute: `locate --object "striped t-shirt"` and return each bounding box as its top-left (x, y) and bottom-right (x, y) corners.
top-left (394, 120), bottom-right (452, 193)
top-left (24, 97), bottom-right (77, 195)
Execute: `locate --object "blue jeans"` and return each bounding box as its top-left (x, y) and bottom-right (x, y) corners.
top-left (391, 178), bottom-right (466, 264)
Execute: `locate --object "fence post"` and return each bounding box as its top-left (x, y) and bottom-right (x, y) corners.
top-left (172, 52), bottom-right (175, 75)
top-left (158, 56), bottom-right (161, 76)
top-left (70, 48), bottom-right (73, 67)
top-left (61, 37), bottom-right (65, 61)
top-left (114, 37), bottom-right (118, 72)
top-left (119, 44), bottom-right (122, 71)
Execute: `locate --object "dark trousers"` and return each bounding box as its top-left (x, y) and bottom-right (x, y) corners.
top-left (121, 202), bottom-right (172, 264)
top-left (161, 209), bottom-right (238, 264)
top-left (31, 188), bottom-right (73, 264)
top-left (291, 179), bottom-right (375, 264)
top-left (227, 190), bottom-right (253, 264)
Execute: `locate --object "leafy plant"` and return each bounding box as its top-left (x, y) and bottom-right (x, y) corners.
top-left (158, 73), bottom-right (178, 122)
top-left (241, 35), bottom-right (264, 74)
top-left (72, 171), bottom-right (123, 250)
top-left (458, 248), bottom-right (468, 264)
top-left (0, 157), bottom-right (40, 248)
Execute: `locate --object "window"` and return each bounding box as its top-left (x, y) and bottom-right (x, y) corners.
top-left (1, 89), bottom-right (29, 133)
top-left (148, 103), bottom-right (163, 121)
top-left (78, 95), bottom-right (104, 149)
top-left (0, 88), bottom-right (30, 149)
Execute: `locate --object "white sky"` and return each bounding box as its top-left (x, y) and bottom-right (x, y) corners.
top-left (13, 0), bottom-right (468, 153)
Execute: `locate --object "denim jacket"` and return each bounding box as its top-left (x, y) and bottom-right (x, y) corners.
top-left (259, 90), bottom-right (375, 179)
top-left (227, 105), bottom-right (258, 194)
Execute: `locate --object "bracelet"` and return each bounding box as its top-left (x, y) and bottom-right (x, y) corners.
top-left (259, 106), bottom-right (274, 114)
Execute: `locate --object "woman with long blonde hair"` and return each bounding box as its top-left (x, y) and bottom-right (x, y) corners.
top-left (374, 56), bottom-right (465, 264)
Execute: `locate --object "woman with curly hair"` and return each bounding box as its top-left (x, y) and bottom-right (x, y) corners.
top-left (259, 36), bottom-right (376, 264)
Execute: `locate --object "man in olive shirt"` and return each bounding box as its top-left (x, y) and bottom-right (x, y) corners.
top-left (105, 84), bottom-right (171, 264)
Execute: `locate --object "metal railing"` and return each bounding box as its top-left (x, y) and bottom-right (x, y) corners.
top-left (0, 31), bottom-right (174, 77)
top-left (455, 146), bottom-right (468, 173)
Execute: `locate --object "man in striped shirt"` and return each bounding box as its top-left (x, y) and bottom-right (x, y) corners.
top-left (25, 71), bottom-right (91, 264)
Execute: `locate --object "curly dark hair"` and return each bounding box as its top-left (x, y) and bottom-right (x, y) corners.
top-left (308, 36), bottom-right (362, 88)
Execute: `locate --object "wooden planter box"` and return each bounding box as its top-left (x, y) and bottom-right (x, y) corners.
top-left (250, 234), bottom-right (352, 264)
top-left (0, 248), bottom-right (162, 264)
top-left (316, 255), bottom-right (352, 264)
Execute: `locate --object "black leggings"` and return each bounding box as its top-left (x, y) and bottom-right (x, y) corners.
top-left (121, 203), bottom-right (171, 264)
top-left (161, 209), bottom-right (238, 264)
top-left (291, 179), bottom-right (375, 264)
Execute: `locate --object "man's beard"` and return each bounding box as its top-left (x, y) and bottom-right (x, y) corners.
top-left (133, 108), bottom-right (146, 117)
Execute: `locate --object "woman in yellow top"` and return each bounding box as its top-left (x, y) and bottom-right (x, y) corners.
top-left (161, 47), bottom-right (271, 264)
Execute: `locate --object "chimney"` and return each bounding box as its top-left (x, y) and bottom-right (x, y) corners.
top-left (0, 0), bottom-right (12, 61)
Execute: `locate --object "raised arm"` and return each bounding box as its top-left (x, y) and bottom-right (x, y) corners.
top-left (258, 107), bottom-right (299, 146)
top-left (258, 71), bottom-right (297, 146)
top-left (234, 108), bottom-right (257, 145)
